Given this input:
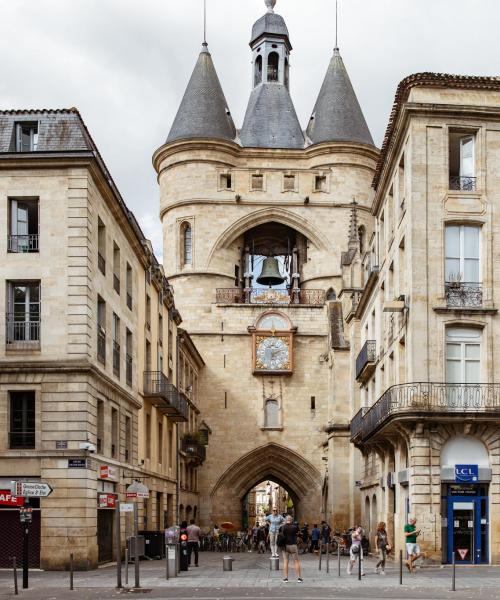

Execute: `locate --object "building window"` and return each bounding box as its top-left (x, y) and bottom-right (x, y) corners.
top-left (113, 242), bottom-right (120, 294)
top-left (146, 413), bottom-right (151, 460)
top-left (126, 329), bottom-right (133, 386)
top-left (267, 52), bottom-right (279, 82)
top-left (126, 263), bottom-right (133, 310)
top-left (283, 174), bottom-right (296, 192)
top-left (158, 421), bottom-right (163, 465)
top-left (97, 296), bottom-right (106, 364)
top-left (220, 173), bottom-right (232, 190)
top-left (9, 391), bottom-right (35, 449)
top-left (284, 57), bottom-right (289, 89)
top-left (8, 198), bottom-right (39, 253)
top-left (98, 218), bottom-right (106, 275)
top-left (264, 399), bottom-right (280, 428)
top-left (445, 225), bottom-right (480, 284)
top-left (125, 415), bottom-right (132, 463)
top-left (145, 294), bottom-right (151, 331)
top-left (145, 339), bottom-right (152, 372)
top-left (254, 54), bottom-right (263, 87)
top-left (111, 407), bottom-right (118, 458)
top-left (97, 399), bottom-right (104, 454)
top-left (445, 327), bottom-right (481, 383)
top-left (234, 265), bottom-right (240, 287)
top-left (16, 122), bottom-right (38, 152)
top-left (251, 174), bottom-right (264, 191)
top-left (112, 313), bottom-right (120, 377)
top-left (449, 132), bottom-right (476, 190)
top-left (181, 223), bottom-right (192, 266)
top-left (6, 282), bottom-right (40, 348)
top-left (314, 175), bottom-right (327, 192)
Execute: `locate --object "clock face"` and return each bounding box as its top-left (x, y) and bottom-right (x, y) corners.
top-left (256, 336), bottom-right (290, 371)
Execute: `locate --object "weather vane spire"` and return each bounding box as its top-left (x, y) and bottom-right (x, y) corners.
top-left (203, 0), bottom-right (207, 45)
top-left (265, 0), bottom-right (277, 13)
top-left (335, 0), bottom-right (339, 50)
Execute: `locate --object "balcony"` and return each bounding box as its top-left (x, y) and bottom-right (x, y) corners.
top-left (143, 371), bottom-right (188, 422)
top-left (8, 234), bottom-right (39, 253)
top-left (6, 316), bottom-right (40, 350)
top-left (181, 438), bottom-right (206, 465)
top-left (215, 288), bottom-right (325, 306)
top-left (449, 176), bottom-right (477, 191)
top-left (351, 382), bottom-right (500, 444)
top-left (355, 340), bottom-right (376, 382)
top-left (9, 431), bottom-right (35, 449)
top-left (445, 282), bottom-right (483, 308)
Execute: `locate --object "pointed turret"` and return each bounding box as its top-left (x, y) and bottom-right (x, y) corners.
top-left (240, 1), bottom-right (304, 149)
top-left (306, 48), bottom-right (374, 146)
top-left (167, 44), bottom-right (236, 144)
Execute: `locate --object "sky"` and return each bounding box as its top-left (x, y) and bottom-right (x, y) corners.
top-left (1, 0), bottom-right (499, 259)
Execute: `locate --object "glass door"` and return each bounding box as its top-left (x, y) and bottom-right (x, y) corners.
top-left (447, 496), bottom-right (488, 564)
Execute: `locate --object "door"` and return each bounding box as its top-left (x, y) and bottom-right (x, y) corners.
top-left (97, 509), bottom-right (114, 563)
top-left (447, 497), bottom-right (488, 564)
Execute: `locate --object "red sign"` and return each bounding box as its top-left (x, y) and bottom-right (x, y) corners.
top-left (0, 490), bottom-right (24, 507)
top-left (98, 493), bottom-right (117, 509)
top-left (457, 548), bottom-right (469, 560)
top-left (99, 465), bottom-right (117, 480)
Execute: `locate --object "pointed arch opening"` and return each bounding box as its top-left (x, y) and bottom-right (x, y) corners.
top-left (180, 221), bottom-right (193, 267)
top-left (267, 52), bottom-right (279, 82)
top-left (254, 54), bottom-right (263, 87)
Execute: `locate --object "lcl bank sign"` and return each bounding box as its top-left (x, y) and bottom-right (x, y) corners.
top-left (455, 464), bottom-right (479, 483)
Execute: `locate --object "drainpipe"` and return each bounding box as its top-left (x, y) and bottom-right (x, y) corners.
top-left (176, 330), bottom-right (181, 525)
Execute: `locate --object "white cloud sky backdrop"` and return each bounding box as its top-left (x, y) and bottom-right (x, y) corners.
top-left (1, 0), bottom-right (499, 258)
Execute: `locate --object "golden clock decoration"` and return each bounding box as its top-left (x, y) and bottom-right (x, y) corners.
top-left (249, 312), bottom-right (295, 375)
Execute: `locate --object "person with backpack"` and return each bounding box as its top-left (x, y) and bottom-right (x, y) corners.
top-left (280, 515), bottom-right (303, 583)
top-left (374, 522), bottom-right (391, 575)
top-left (347, 526), bottom-right (365, 576)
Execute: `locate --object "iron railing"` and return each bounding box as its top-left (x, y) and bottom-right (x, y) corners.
top-left (350, 407), bottom-right (366, 441)
top-left (113, 341), bottom-right (120, 376)
top-left (351, 382), bottom-right (500, 442)
top-left (143, 371), bottom-right (188, 422)
top-left (449, 176), bottom-right (477, 191)
top-left (181, 439), bottom-right (206, 464)
top-left (97, 329), bottom-right (106, 363)
top-left (215, 287), bottom-right (326, 306)
top-left (6, 316), bottom-right (40, 348)
top-left (98, 253), bottom-right (106, 275)
top-left (126, 354), bottom-right (133, 386)
top-left (9, 431), bottom-right (35, 449)
top-left (8, 234), bottom-right (39, 253)
top-left (445, 282), bottom-right (483, 308)
top-left (355, 340), bottom-right (377, 380)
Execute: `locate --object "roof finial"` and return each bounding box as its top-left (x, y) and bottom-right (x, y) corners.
top-left (348, 197), bottom-right (359, 250)
top-left (265, 0), bottom-right (276, 13)
top-left (203, 0), bottom-right (207, 44)
top-left (335, 0), bottom-right (339, 51)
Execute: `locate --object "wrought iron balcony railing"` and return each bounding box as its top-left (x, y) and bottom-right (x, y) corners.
top-left (143, 371), bottom-right (188, 422)
top-left (6, 316), bottom-right (40, 349)
top-left (9, 430), bottom-right (35, 449)
top-left (215, 287), bottom-right (326, 306)
top-left (181, 439), bottom-right (206, 464)
top-left (355, 340), bottom-right (377, 381)
top-left (445, 282), bottom-right (483, 308)
top-left (8, 234), bottom-right (39, 253)
top-left (449, 176), bottom-right (477, 191)
top-left (351, 382), bottom-right (500, 443)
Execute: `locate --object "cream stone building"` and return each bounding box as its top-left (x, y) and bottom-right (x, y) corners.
top-left (0, 109), bottom-right (199, 569)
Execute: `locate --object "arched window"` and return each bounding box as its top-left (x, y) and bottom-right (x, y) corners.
top-left (267, 52), bottom-right (279, 82)
top-left (256, 312), bottom-right (290, 331)
top-left (264, 399), bottom-right (280, 428)
top-left (254, 55), bottom-right (263, 87)
top-left (326, 288), bottom-right (336, 301)
top-left (181, 222), bottom-right (192, 266)
top-left (284, 57), bottom-right (289, 89)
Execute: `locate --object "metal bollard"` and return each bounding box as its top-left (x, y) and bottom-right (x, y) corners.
top-left (399, 549), bottom-right (403, 585)
top-left (269, 556), bottom-right (279, 571)
top-left (176, 543), bottom-right (180, 574)
top-left (69, 553), bottom-right (74, 591)
top-left (452, 552), bottom-right (456, 591)
top-left (326, 543), bottom-right (329, 573)
top-left (358, 548), bottom-right (362, 581)
top-left (318, 542), bottom-right (322, 570)
top-left (12, 557), bottom-right (18, 595)
top-left (125, 548), bottom-right (129, 586)
top-left (165, 546), bottom-right (169, 580)
top-left (337, 544), bottom-right (341, 577)
top-left (222, 556), bottom-right (234, 571)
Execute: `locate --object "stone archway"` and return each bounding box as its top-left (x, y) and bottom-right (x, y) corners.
top-left (210, 443), bottom-right (323, 527)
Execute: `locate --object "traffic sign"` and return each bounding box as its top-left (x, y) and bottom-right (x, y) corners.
top-left (457, 548), bottom-right (469, 560)
top-left (11, 481), bottom-right (53, 498)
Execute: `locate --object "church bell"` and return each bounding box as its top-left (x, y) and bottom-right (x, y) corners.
top-left (256, 257), bottom-right (285, 287)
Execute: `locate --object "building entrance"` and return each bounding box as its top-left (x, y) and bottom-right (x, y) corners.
top-left (443, 484), bottom-right (488, 564)
top-left (242, 479), bottom-right (294, 529)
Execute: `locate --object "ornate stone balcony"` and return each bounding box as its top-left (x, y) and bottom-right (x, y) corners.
top-left (351, 383), bottom-right (500, 444)
top-left (215, 287), bottom-right (325, 306)
top-left (143, 371), bottom-right (188, 422)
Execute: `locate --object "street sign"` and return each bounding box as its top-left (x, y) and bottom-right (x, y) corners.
top-left (457, 548), bottom-right (468, 560)
top-left (99, 465), bottom-right (117, 480)
top-left (98, 493), bottom-right (117, 509)
top-left (0, 490), bottom-right (24, 507)
top-left (11, 481), bottom-right (53, 498)
top-left (126, 491), bottom-right (149, 499)
top-left (55, 440), bottom-right (68, 449)
top-left (120, 503), bottom-right (134, 513)
top-left (455, 464), bottom-right (478, 483)
top-left (68, 458), bottom-right (88, 469)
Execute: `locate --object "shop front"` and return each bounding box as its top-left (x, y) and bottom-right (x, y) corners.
top-left (440, 436), bottom-right (491, 564)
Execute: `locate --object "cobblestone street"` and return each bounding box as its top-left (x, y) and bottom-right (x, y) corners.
top-left (1, 551), bottom-right (500, 599)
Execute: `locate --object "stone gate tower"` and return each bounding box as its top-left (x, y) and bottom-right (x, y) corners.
top-left (154, 1), bottom-right (378, 528)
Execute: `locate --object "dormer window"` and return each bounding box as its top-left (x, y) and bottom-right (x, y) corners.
top-left (16, 122), bottom-right (38, 152)
top-left (251, 174), bottom-right (264, 191)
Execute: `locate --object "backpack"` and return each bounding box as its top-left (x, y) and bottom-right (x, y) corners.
top-left (277, 525), bottom-right (286, 548)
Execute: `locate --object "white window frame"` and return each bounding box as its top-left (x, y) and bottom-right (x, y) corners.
top-left (444, 225), bottom-right (481, 284)
top-left (459, 135), bottom-right (475, 179)
top-left (445, 327), bottom-right (482, 384)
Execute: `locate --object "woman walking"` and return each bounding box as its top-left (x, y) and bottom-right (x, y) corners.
top-left (346, 527), bottom-right (365, 576)
top-left (375, 522), bottom-right (391, 575)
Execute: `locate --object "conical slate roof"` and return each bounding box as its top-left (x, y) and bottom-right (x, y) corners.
top-left (167, 44), bottom-right (236, 144)
top-left (306, 49), bottom-right (374, 146)
top-left (240, 84), bottom-right (305, 149)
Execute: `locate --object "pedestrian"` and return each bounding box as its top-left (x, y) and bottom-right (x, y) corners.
top-left (281, 515), bottom-right (303, 583)
top-left (186, 518), bottom-right (201, 567)
top-left (404, 517), bottom-right (423, 573)
top-left (257, 524), bottom-right (267, 554)
top-left (252, 523), bottom-right (259, 551)
top-left (374, 522), bottom-right (391, 575)
top-left (310, 523), bottom-right (320, 554)
top-left (266, 506), bottom-right (286, 557)
top-left (320, 520), bottom-right (331, 549)
top-left (346, 526), bottom-right (365, 576)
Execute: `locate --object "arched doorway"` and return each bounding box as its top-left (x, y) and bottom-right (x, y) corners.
top-left (243, 479), bottom-right (295, 529)
top-left (210, 443), bottom-right (322, 528)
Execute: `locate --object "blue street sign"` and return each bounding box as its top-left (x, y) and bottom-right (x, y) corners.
top-left (455, 464), bottom-right (478, 483)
